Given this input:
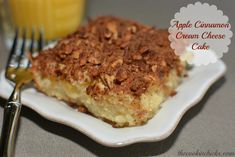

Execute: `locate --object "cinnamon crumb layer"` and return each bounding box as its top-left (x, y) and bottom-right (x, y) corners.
top-left (31, 16), bottom-right (184, 97)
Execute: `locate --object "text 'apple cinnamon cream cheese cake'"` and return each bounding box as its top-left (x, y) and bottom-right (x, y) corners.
top-left (30, 16), bottom-right (187, 127)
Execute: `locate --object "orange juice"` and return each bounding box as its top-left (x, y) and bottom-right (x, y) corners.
top-left (8, 0), bottom-right (85, 40)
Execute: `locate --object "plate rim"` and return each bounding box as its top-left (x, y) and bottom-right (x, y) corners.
top-left (0, 60), bottom-right (226, 147)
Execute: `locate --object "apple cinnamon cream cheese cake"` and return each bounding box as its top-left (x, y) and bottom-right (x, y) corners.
top-left (30, 16), bottom-right (186, 127)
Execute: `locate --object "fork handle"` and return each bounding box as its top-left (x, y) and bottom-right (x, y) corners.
top-left (0, 88), bottom-right (22, 157)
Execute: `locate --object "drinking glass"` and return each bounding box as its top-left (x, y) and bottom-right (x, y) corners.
top-left (0, 0), bottom-right (85, 48)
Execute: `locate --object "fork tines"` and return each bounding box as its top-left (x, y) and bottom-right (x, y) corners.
top-left (5, 28), bottom-right (44, 78)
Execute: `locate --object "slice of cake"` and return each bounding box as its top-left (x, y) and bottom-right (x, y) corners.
top-left (30, 16), bottom-right (186, 127)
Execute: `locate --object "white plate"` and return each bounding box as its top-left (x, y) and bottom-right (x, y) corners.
top-left (0, 59), bottom-right (226, 147)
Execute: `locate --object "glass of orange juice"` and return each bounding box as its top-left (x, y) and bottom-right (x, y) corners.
top-left (0, 0), bottom-right (85, 44)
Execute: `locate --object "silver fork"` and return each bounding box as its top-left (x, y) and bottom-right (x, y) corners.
top-left (0, 29), bottom-right (43, 157)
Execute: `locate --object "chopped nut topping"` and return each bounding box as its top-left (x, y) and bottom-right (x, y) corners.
top-left (132, 54), bottom-right (142, 60)
top-left (71, 50), bottom-right (81, 59)
top-left (116, 68), bottom-right (128, 82)
top-left (128, 26), bottom-right (137, 33)
top-left (88, 56), bottom-right (101, 65)
top-left (151, 65), bottom-right (158, 72)
top-left (31, 16), bottom-right (184, 97)
top-left (111, 59), bottom-right (123, 68)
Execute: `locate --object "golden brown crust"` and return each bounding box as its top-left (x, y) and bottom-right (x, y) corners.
top-left (31, 16), bottom-right (184, 97)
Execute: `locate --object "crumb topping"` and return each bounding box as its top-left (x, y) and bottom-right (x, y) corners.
top-left (31, 16), bottom-right (184, 97)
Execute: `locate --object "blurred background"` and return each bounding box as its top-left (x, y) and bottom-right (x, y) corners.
top-left (0, 0), bottom-right (85, 42)
top-left (0, 0), bottom-right (234, 156)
